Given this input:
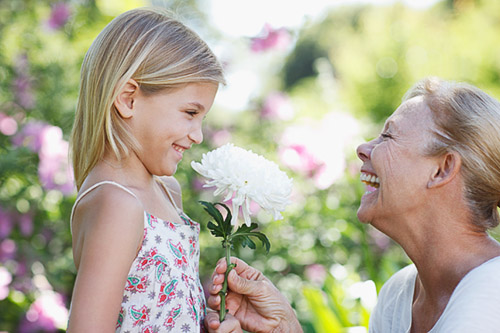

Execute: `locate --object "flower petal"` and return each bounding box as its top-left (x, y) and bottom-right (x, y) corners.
top-left (191, 143), bottom-right (293, 226)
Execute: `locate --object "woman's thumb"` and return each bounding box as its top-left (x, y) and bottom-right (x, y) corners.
top-left (227, 269), bottom-right (257, 295)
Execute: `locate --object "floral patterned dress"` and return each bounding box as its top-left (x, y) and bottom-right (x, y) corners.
top-left (71, 181), bottom-right (206, 333)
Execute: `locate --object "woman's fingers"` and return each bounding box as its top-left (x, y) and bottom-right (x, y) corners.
top-left (207, 294), bottom-right (221, 310)
top-left (205, 310), bottom-right (221, 330)
top-left (205, 312), bottom-right (242, 333)
top-left (215, 257), bottom-right (249, 274)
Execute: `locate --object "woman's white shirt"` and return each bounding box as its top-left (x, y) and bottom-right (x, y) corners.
top-left (369, 256), bottom-right (500, 333)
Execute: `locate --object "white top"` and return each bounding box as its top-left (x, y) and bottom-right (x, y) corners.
top-left (369, 256), bottom-right (500, 333)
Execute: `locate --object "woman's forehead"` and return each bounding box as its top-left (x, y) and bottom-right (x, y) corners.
top-left (385, 97), bottom-right (434, 132)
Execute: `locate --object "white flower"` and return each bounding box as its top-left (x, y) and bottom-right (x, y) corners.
top-left (191, 143), bottom-right (293, 227)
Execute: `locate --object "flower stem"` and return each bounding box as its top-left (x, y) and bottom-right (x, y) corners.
top-left (219, 239), bottom-right (234, 322)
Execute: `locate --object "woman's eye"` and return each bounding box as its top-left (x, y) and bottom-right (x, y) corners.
top-left (186, 110), bottom-right (198, 117)
top-left (381, 133), bottom-right (392, 139)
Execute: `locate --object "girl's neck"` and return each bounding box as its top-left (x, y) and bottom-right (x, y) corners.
top-left (94, 150), bottom-right (155, 189)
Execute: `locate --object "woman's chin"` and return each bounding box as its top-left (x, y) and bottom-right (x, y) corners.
top-left (357, 198), bottom-right (376, 224)
top-left (356, 208), bottom-right (371, 224)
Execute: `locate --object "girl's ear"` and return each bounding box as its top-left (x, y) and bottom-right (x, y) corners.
top-left (114, 79), bottom-right (140, 119)
top-left (427, 151), bottom-right (461, 189)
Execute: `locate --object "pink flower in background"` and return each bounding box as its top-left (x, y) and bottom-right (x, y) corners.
top-left (11, 121), bottom-right (47, 152)
top-left (0, 208), bottom-right (14, 239)
top-left (37, 126), bottom-right (75, 195)
top-left (210, 129), bottom-right (232, 147)
top-left (16, 259), bottom-right (28, 277)
top-left (251, 24), bottom-right (291, 53)
top-left (279, 144), bottom-right (320, 176)
top-left (0, 267), bottom-right (12, 300)
top-left (47, 3), bottom-right (71, 30)
top-left (21, 291), bottom-right (69, 332)
top-left (12, 121), bottom-right (75, 195)
top-left (18, 213), bottom-right (34, 237)
top-left (279, 112), bottom-right (360, 189)
top-left (0, 112), bottom-right (18, 136)
top-left (261, 92), bottom-right (295, 120)
top-left (13, 76), bottom-right (35, 109)
top-left (12, 54), bottom-right (35, 109)
top-left (305, 264), bottom-right (327, 285)
top-left (0, 239), bottom-right (16, 262)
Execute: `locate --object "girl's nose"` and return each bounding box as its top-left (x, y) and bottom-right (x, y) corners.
top-left (189, 124), bottom-right (203, 144)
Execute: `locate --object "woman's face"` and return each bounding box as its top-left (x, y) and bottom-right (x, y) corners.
top-left (128, 82), bottom-right (218, 177)
top-left (356, 96), bottom-right (439, 230)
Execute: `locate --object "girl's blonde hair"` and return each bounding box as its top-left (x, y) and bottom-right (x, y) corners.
top-left (70, 7), bottom-right (225, 190)
top-left (404, 77), bottom-right (500, 229)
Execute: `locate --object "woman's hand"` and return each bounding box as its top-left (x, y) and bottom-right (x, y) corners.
top-left (205, 312), bottom-right (242, 333)
top-left (205, 257), bottom-right (302, 333)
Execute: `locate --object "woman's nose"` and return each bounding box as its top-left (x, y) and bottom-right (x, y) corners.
top-left (356, 141), bottom-right (373, 162)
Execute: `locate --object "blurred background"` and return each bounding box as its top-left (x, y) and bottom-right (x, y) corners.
top-left (1, 0), bottom-right (500, 331)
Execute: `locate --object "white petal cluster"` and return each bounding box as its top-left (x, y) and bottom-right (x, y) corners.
top-left (191, 143), bottom-right (293, 227)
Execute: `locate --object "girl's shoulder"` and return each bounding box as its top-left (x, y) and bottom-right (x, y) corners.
top-left (73, 180), bottom-right (145, 230)
top-left (71, 181), bottom-right (145, 269)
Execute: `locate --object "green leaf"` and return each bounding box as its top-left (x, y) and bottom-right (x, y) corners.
top-left (231, 223), bottom-right (271, 253)
top-left (200, 201), bottom-right (224, 223)
top-left (214, 202), bottom-right (233, 236)
top-left (207, 221), bottom-right (224, 238)
top-left (199, 201), bottom-right (234, 241)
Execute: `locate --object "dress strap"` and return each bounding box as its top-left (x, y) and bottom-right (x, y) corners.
top-left (155, 177), bottom-right (183, 215)
top-left (70, 181), bottom-right (139, 234)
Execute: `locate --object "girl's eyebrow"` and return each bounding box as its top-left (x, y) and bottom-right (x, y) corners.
top-left (186, 102), bottom-right (205, 111)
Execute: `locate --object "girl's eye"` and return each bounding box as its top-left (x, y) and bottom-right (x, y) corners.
top-left (186, 110), bottom-right (198, 117)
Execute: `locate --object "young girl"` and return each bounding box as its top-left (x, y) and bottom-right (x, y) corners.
top-left (67, 7), bottom-right (225, 332)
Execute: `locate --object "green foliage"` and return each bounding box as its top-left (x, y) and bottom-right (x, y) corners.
top-left (3, 0), bottom-right (500, 331)
top-left (199, 200), bottom-right (270, 321)
top-left (303, 274), bottom-right (373, 333)
top-left (200, 200), bottom-right (271, 253)
top-left (231, 223), bottom-right (271, 253)
top-left (201, 201), bottom-right (231, 239)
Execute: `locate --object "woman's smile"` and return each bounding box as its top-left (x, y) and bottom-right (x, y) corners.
top-left (360, 171), bottom-right (380, 198)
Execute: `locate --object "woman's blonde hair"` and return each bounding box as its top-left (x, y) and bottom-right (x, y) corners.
top-left (404, 77), bottom-right (500, 229)
top-left (70, 7), bottom-right (225, 190)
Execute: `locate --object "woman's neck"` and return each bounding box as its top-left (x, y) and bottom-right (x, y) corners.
top-left (410, 228), bottom-right (500, 296)
top-left (406, 222), bottom-right (500, 333)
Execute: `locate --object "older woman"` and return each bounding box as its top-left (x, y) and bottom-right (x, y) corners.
top-left (205, 77), bottom-right (500, 333)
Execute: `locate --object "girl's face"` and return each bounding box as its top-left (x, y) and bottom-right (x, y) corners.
top-left (355, 96), bottom-right (439, 232)
top-left (129, 82), bottom-right (218, 176)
